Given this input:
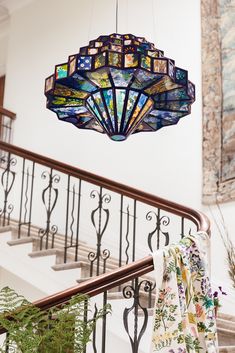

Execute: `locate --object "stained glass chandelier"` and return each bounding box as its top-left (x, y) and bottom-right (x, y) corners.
top-left (45, 33), bottom-right (195, 141)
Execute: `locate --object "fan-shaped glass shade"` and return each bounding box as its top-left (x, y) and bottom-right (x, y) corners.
top-left (45, 33), bottom-right (195, 141)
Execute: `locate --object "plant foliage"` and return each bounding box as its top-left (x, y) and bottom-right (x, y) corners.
top-left (210, 203), bottom-right (235, 289)
top-left (0, 287), bottom-right (111, 353)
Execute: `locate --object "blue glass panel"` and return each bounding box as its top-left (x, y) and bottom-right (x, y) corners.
top-left (137, 94), bottom-right (148, 110)
top-left (188, 82), bottom-right (195, 99)
top-left (133, 122), bottom-right (154, 133)
top-left (72, 73), bottom-right (97, 92)
top-left (144, 110), bottom-right (182, 128)
top-left (155, 88), bottom-right (190, 102)
top-left (140, 42), bottom-right (151, 50)
top-left (111, 134), bottom-right (126, 141)
top-left (52, 106), bottom-right (88, 118)
top-left (86, 96), bottom-right (103, 123)
top-left (123, 90), bottom-right (139, 130)
top-left (85, 119), bottom-right (104, 133)
top-left (145, 76), bottom-right (180, 95)
top-left (77, 56), bottom-right (92, 70)
top-left (64, 117), bottom-right (79, 124)
top-left (175, 68), bottom-right (187, 85)
top-left (102, 89), bottom-right (115, 130)
top-left (142, 116), bottom-right (163, 131)
top-left (110, 69), bottom-right (134, 87)
top-left (131, 70), bottom-right (161, 89)
top-left (127, 94), bottom-right (152, 132)
top-left (115, 89), bottom-right (126, 130)
top-left (77, 116), bottom-right (92, 124)
top-left (93, 92), bottom-right (113, 133)
top-left (155, 101), bottom-right (190, 112)
top-left (93, 92), bottom-right (106, 115)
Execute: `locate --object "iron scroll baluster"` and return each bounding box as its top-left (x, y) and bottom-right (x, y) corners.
top-left (39, 168), bottom-right (60, 250)
top-left (0, 153), bottom-right (16, 226)
top-left (123, 278), bottom-right (156, 353)
top-left (92, 304), bottom-right (98, 353)
top-left (146, 210), bottom-right (170, 252)
top-left (64, 176), bottom-right (82, 263)
top-left (120, 199), bottom-right (137, 266)
top-left (125, 205), bottom-right (131, 265)
top-left (18, 161), bottom-right (35, 238)
top-left (88, 187), bottom-right (111, 276)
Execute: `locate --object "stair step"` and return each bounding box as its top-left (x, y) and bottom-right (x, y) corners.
top-left (76, 277), bottom-right (91, 283)
top-left (219, 346), bottom-right (235, 352)
top-left (0, 225), bottom-right (14, 233)
top-left (218, 312), bottom-right (235, 323)
top-left (7, 237), bottom-right (34, 246)
top-left (32, 235), bottom-right (88, 251)
top-left (217, 317), bottom-right (235, 332)
top-left (52, 260), bottom-right (116, 272)
top-left (32, 237), bottom-right (121, 265)
top-left (52, 261), bottom-right (87, 271)
top-left (218, 327), bottom-right (235, 347)
top-left (28, 249), bottom-right (57, 257)
top-left (0, 225), bottom-right (34, 245)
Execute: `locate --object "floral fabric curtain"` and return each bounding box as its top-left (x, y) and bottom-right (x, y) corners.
top-left (150, 232), bottom-right (218, 353)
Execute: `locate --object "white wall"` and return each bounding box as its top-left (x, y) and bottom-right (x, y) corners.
top-left (0, 20), bottom-right (9, 76)
top-left (2, 0), bottom-right (235, 313)
top-left (4, 0), bottom-right (202, 207)
top-left (0, 230), bottom-right (84, 300)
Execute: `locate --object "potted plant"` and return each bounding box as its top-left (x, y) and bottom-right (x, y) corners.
top-left (0, 287), bottom-right (111, 353)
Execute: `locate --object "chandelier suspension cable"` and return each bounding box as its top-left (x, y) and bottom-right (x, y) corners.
top-left (126, 0), bottom-right (129, 34)
top-left (88, 0), bottom-right (95, 41)
top-left (116, 0), bottom-right (119, 33)
top-left (151, 0), bottom-right (157, 43)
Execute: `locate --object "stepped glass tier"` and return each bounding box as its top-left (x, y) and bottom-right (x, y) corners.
top-left (45, 33), bottom-right (195, 141)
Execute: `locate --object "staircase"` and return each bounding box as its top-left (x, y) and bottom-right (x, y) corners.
top-left (1, 222), bottom-right (235, 352)
top-left (0, 116), bottom-right (233, 352)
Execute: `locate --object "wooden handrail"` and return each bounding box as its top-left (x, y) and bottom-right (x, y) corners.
top-left (0, 256), bottom-right (154, 334)
top-left (0, 141), bottom-right (210, 233)
top-left (0, 107), bottom-right (16, 120)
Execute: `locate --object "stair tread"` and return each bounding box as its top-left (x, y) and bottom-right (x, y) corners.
top-left (218, 327), bottom-right (235, 334)
top-left (52, 261), bottom-right (87, 271)
top-left (219, 347), bottom-right (235, 353)
top-left (8, 237), bottom-right (34, 245)
top-left (218, 312), bottom-right (235, 323)
top-left (28, 249), bottom-right (57, 257)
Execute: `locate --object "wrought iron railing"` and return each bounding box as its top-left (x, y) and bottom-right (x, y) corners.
top-left (0, 108), bottom-right (16, 144)
top-left (0, 140), bottom-right (210, 352)
top-left (0, 235), bottom-right (210, 351)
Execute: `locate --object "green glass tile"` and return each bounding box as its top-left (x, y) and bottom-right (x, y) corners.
top-left (95, 53), bottom-right (106, 69)
top-left (56, 64), bottom-right (68, 79)
top-left (108, 52), bottom-right (122, 67)
top-left (51, 96), bottom-right (84, 106)
top-left (141, 55), bottom-right (151, 71)
top-left (86, 68), bottom-right (111, 88)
